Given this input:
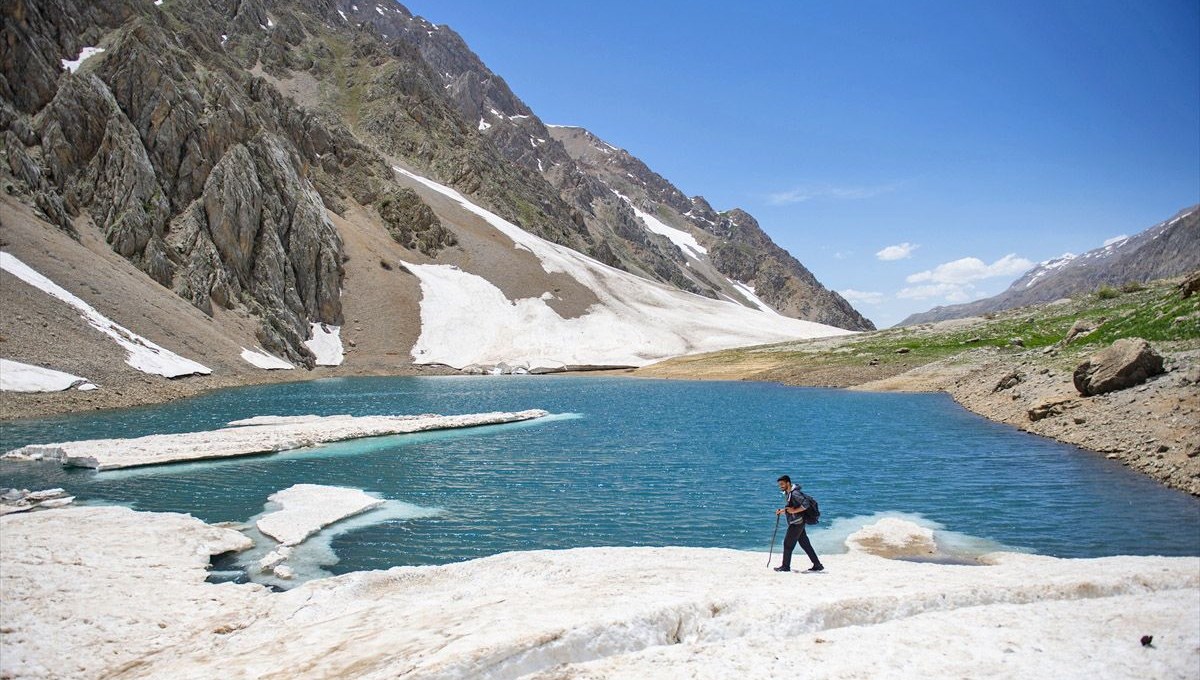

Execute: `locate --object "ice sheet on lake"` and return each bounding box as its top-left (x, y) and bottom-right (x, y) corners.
top-left (2, 509), bottom-right (1196, 679)
top-left (256, 484), bottom-right (384, 547)
top-left (2, 409), bottom-right (550, 470)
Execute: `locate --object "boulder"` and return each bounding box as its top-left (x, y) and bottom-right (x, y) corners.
top-left (993, 371), bottom-right (1022, 393)
top-left (1028, 398), bottom-right (1077, 422)
top-left (1059, 318), bottom-right (1099, 346)
top-left (1072, 338), bottom-right (1165, 396)
top-left (1180, 270), bottom-right (1200, 299)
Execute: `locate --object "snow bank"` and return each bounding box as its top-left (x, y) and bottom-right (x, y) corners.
top-left (845, 515), bottom-right (939, 558)
top-left (256, 484), bottom-right (384, 546)
top-left (393, 167), bottom-right (854, 369)
top-left (304, 323), bottom-right (343, 366)
top-left (0, 359), bottom-right (97, 392)
top-left (2, 409), bottom-right (550, 470)
top-left (61, 46), bottom-right (104, 73)
top-left (239, 348), bottom-right (294, 370)
top-left (0, 506), bottom-right (261, 680)
top-left (613, 190), bottom-right (708, 257)
top-left (0, 252), bottom-right (211, 378)
top-left (728, 280), bottom-right (779, 315)
top-left (1, 507), bottom-right (1195, 679)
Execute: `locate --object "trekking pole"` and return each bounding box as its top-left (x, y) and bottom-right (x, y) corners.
top-left (766, 511), bottom-right (780, 567)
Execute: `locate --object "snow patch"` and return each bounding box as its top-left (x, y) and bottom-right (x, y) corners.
top-left (478, 118), bottom-right (492, 132)
top-left (0, 252), bottom-right (211, 378)
top-left (236, 496), bottom-right (443, 587)
top-left (4, 410), bottom-right (551, 470)
top-left (304, 323), bottom-right (343, 366)
top-left (256, 484), bottom-right (384, 546)
top-left (392, 167), bottom-right (851, 370)
top-left (61, 46), bottom-right (104, 73)
top-left (728, 280), bottom-right (778, 314)
top-left (0, 359), bottom-right (97, 393)
top-left (239, 348), bottom-right (294, 370)
top-left (613, 190), bottom-right (708, 257)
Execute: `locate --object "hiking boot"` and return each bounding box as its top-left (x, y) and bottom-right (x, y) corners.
top-left (773, 566), bottom-right (791, 572)
top-left (807, 564), bottom-right (824, 572)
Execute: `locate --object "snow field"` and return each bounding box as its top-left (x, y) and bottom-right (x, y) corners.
top-left (393, 167), bottom-right (853, 369)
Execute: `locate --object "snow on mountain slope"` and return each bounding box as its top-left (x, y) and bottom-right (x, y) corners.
top-left (394, 168), bottom-right (853, 370)
top-left (613, 190), bottom-right (708, 258)
top-left (0, 252), bottom-right (211, 379)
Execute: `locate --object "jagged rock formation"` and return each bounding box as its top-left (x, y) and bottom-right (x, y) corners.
top-left (901, 206), bottom-right (1200, 326)
top-left (377, 188), bottom-right (455, 256)
top-left (0, 0), bottom-right (871, 382)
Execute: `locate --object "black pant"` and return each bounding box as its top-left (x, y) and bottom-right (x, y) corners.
top-left (781, 522), bottom-right (820, 570)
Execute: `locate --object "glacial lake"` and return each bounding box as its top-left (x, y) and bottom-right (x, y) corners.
top-left (1, 376), bottom-right (1197, 580)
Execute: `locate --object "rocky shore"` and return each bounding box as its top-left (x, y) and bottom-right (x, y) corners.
top-left (638, 341), bottom-right (1200, 496)
top-left (888, 347), bottom-right (1199, 496)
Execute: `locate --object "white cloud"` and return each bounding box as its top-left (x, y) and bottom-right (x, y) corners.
top-left (767, 183), bottom-right (897, 206)
top-left (896, 283), bottom-right (975, 302)
top-left (897, 254), bottom-right (1032, 304)
top-left (905, 254), bottom-right (1032, 285)
top-left (839, 289), bottom-right (885, 305)
top-left (876, 242), bottom-right (918, 261)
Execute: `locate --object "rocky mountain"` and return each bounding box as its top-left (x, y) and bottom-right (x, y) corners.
top-left (0, 0), bottom-right (869, 396)
top-left (900, 206), bottom-right (1200, 326)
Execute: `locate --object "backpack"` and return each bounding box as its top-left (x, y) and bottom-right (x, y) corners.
top-left (801, 493), bottom-right (820, 525)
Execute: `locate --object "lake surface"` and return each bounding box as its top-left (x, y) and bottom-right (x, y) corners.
top-left (1, 376), bottom-right (1197, 580)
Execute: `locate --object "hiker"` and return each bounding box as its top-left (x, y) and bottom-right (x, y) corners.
top-left (775, 475), bottom-right (824, 573)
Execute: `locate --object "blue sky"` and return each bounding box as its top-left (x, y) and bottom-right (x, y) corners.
top-left (402, 0), bottom-right (1200, 327)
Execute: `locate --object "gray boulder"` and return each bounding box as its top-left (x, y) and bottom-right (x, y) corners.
top-left (1073, 338), bottom-right (1165, 396)
top-left (1059, 318), bottom-right (1099, 346)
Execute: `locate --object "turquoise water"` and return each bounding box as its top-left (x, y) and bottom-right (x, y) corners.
top-left (1, 376), bottom-right (1197, 577)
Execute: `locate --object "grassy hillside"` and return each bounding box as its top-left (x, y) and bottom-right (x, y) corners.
top-left (637, 276), bottom-right (1200, 386)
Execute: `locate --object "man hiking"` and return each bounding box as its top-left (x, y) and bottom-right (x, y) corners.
top-left (774, 475), bottom-right (824, 573)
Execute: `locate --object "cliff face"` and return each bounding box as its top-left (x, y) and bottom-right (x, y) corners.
top-left (1, 0), bottom-right (871, 389)
top-left (3, 0), bottom-right (399, 365)
top-left (901, 206), bottom-right (1200, 326)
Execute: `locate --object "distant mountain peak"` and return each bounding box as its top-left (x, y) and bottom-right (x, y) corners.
top-left (901, 205), bottom-right (1200, 325)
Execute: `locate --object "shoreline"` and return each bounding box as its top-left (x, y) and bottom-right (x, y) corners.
top-left (2, 350), bottom-right (1197, 495)
top-left (634, 345), bottom-right (1200, 496)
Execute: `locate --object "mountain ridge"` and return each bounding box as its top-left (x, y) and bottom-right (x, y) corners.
top-left (0, 0), bottom-right (868, 401)
top-left (900, 205), bottom-right (1200, 326)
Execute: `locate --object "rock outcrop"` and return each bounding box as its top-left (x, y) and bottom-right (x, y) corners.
top-left (1073, 338), bottom-right (1165, 396)
top-left (2, 0), bottom-right (874, 399)
top-left (377, 187), bottom-right (456, 256)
